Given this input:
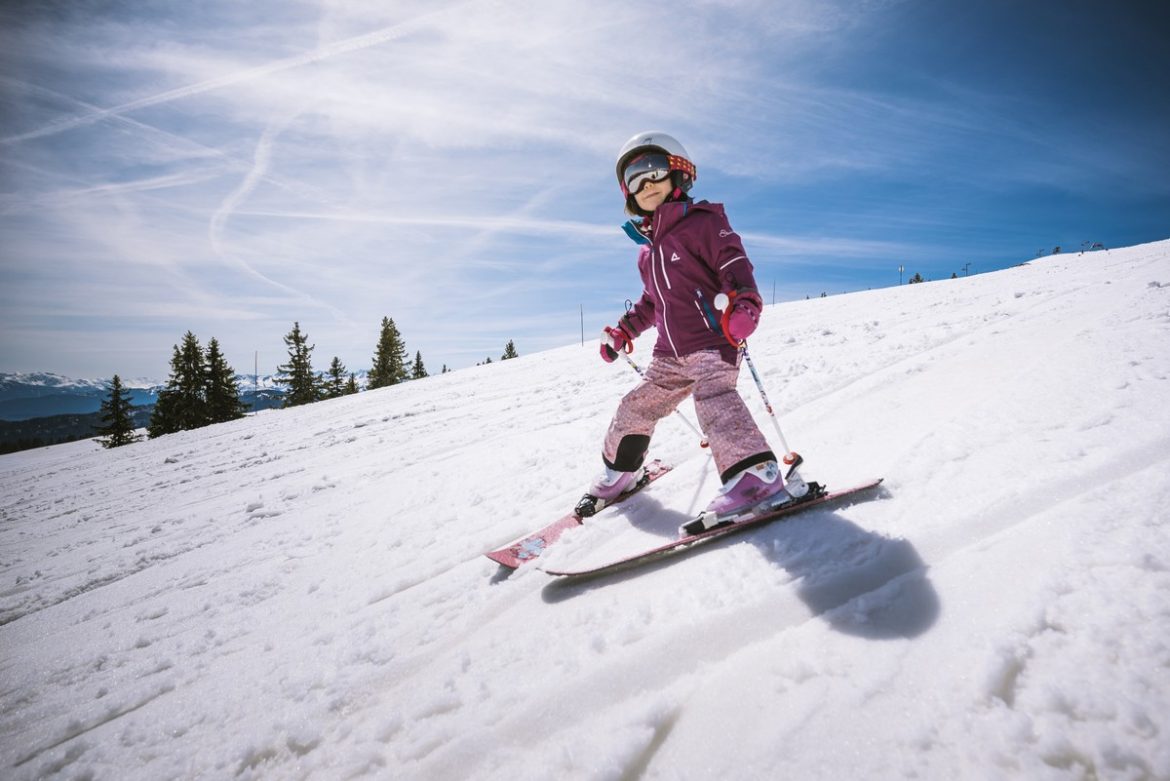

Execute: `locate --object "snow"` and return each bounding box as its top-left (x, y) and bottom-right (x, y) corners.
top-left (2, 239), bottom-right (1169, 780)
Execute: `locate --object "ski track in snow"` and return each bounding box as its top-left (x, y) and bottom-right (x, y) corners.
top-left (1, 241), bottom-right (1169, 779)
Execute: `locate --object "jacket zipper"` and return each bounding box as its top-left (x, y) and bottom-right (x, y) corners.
top-left (658, 246), bottom-right (673, 291)
top-left (651, 244), bottom-right (679, 357)
top-left (695, 289), bottom-right (720, 331)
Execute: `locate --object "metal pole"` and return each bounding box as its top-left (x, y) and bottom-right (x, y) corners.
top-left (708, 295), bottom-right (793, 452)
top-left (738, 340), bottom-right (810, 494)
top-left (738, 344), bottom-right (790, 455)
top-left (707, 291), bottom-right (806, 491)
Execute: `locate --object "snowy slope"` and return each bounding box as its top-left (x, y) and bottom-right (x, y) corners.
top-left (2, 240), bottom-right (1168, 780)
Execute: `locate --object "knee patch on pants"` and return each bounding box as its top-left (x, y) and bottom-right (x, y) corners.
top-left (606, 434), bottom-right (651, 472)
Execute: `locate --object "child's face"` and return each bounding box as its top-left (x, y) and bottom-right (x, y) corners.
top-left (633, 177), bottom-right (673, 213)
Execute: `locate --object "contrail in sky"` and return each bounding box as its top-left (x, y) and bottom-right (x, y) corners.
top-left (1, 3), bottom-right (472, 145)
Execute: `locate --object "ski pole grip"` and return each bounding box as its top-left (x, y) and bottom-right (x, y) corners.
top-left (712, 291), bottom-right (745, 348)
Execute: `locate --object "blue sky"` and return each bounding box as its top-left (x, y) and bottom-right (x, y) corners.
top-left (1, 0), bottom-right (1167, 380)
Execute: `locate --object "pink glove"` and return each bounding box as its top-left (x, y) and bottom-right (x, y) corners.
top-left (718, 291), bottom-right (762, 346)
top-left (600, 323), bottom-right (634, 363)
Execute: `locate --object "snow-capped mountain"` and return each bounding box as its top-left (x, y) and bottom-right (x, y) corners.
top-left (1, 240), bottom-right (1168, 779)
top-left (0, 373), bottom-right (161, 420)
top-left (0, 372), bottom-right (372, 421)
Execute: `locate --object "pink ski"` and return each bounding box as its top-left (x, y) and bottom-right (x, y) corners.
top-left (485, 460), bottom-right (672, 569)
top-left (544, 478), bottom-right (884, 578)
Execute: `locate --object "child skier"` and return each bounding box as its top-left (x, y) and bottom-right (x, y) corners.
top-left (579, 131), bottom-right (803, 534)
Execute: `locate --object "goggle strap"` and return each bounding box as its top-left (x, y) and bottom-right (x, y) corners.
top-left (667, 155), bottom-right (696, 180)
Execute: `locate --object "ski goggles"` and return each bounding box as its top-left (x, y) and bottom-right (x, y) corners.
top-left (622, 153), bottom-right (673, 195)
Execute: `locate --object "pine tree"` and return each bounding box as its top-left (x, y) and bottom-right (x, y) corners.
top-left (149, 332), bottom-right (207, 437)
top-left (501, 340), bottom-right (519, 360)
top-left (204, 338), bottom-right (247, 424)
top-left (325, 356), bottom-right (349, 398)
top-left (345, 373), bottom-right (359, 395)
top-left (908, 273), bottom-right (925, 284)
top-left (95, 375), bottom-right (140, 448)
top-left (368, 316), bottom-right (408, 389)
top-left (148, 346), bottom-right (183, 437)
top-left (175, 331), bottom-right (208, 428)
top-left (276, 322), bottom-right (322, 407)
top-left (410, 351), bottom-right (428, 380)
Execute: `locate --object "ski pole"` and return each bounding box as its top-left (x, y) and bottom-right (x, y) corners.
top-left (621, 352), bottom-right (709, 448)
top-left (738, 341), bottom-right (809, 494)
top-left (737, 342), bottom-right (790, 454)
top-left (711, 293), bottom-right (804, 479)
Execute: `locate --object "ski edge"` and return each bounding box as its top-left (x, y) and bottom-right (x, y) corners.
top-left (542, 477), bottom-right (885, 578)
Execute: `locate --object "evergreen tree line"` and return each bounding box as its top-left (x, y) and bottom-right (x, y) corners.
top-left (147, 332), bottom-right (249, 438)
top-left (278, 319), bottom-right (520, 406)
top-left (90, 330), bottom-right (246, 449)
top-left (478, 340), bottom-right (520, 366)
top-left (94, 319), bottom-right (521, 447)
top-left (277, 317), bottom-right (422, 408)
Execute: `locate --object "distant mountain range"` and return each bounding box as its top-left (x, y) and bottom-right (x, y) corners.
top-left (0, 371), bottom-right (377, 454)
top-left (1, 373), bottom-right (159, 421)
top-left (0, 370), bottom-right (376, 422)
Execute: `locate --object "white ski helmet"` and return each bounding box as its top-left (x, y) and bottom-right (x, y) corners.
top-left (614, 131), bottom-right (696, 198)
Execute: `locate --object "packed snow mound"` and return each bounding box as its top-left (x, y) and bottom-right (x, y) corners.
top-left (2, 239), bottom-right (1169, 780)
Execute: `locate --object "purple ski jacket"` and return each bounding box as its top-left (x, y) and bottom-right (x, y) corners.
top-left (619, 199), bottom-right (761, 364)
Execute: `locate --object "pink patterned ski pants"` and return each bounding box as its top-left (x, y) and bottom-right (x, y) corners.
top-left (604, 350), bottom-right (773, 480)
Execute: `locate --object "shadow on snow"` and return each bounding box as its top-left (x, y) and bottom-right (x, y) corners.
top-left (540, 488), bottom-right (940, 640)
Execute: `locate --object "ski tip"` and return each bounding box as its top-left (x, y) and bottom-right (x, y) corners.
top-left (484, 552), bottom-right (519, 569)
